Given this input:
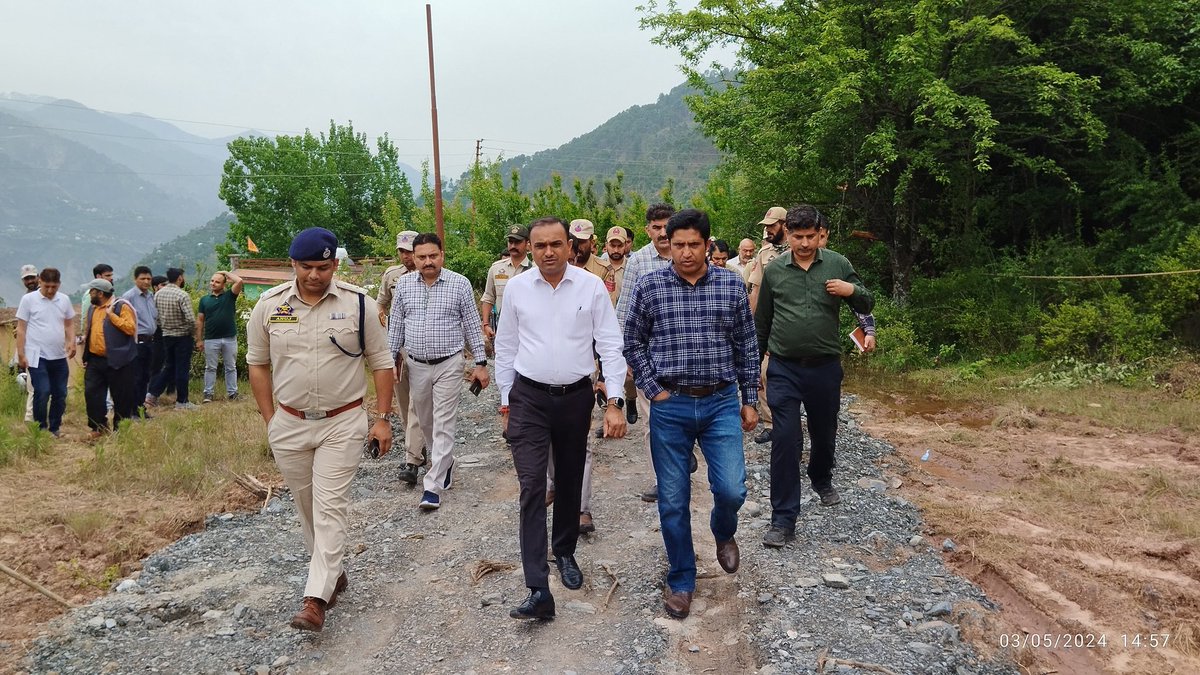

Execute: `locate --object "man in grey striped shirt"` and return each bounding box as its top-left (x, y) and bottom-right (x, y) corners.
top-left (387, 233), bottom-right (489, 511)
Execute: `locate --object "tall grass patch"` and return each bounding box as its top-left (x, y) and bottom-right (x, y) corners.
top-left (0, 375), bottom-right (53, 466)
top-left (77, 402), bottom-right (275, 497)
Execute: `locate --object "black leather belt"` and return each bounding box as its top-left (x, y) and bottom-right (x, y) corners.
top-left (517, 374), bottom-right (590, 396)
top-left (137, 334), bottom-right (155, 344)
top-left (658, 381), bottom-right (729, 397)
top-left (409, 352), bottom-right (459, 365)
top-left (774, 354), bottom-right (839, 368)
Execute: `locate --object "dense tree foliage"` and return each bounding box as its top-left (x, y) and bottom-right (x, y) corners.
top-left (643, 0), bottom-right (1200, 360)
top-left (218, 122), bottom-right (415, 257)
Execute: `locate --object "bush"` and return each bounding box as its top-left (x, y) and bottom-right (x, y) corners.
top-left (1039, 294), bottom-right (1165, 362)
top-left (445, 245), bottom-right (496, 290)
top-left (862, 299), bottom-right (933, 372)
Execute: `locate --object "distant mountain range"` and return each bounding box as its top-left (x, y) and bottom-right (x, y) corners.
top-left (496, 80), bottom-right (721, 200)
top-left (1, 82), bottom-right (718, 305)
top-left (0, 95), bottom-right (419, 306)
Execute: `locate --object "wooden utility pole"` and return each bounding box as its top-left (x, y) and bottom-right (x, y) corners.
top-left (425, 3), bottom-right (444, 240)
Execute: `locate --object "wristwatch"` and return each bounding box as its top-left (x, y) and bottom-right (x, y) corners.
top-left (475, 359), bottom-right (487, 367)
top-left (607, 397), bottom-right (624, 410)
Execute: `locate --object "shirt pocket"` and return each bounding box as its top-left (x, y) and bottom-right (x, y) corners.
top-left (267, 324), bottom-right (299, 351)
top-left (567, 305), bottom-right (594, 341)
top-left (323, 325), bottom-right (360, 356)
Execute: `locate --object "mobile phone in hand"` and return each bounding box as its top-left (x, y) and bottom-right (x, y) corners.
top-left (469, 379), bottom-right (482, 396)
top-left (595, 391), bottom-right (606, 408)
top-left (368, 438), bottom-right (380, 459)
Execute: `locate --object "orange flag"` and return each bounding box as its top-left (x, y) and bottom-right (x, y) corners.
top-left (246, 236), bottom-right (259, 253)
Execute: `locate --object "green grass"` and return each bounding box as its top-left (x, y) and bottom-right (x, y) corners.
top-left (77, 400), bottom-right (274, 497)
top-left (846, 353), bottom-right (1200, 435)
top-left (0, 375), bottom-right (53, 467)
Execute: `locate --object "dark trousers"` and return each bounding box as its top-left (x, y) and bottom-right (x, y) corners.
top-left (28, 358), bottom-right (69, 434)
top-left (133, 339), bottom-right (154, 413)
top-left (85, 355), bottom-right (136, 431)
top-left (507, 377), bottom-right (593, 589)
top-left (149, 335), bottom-right (193, 403)
top-left (766, 357), bottom-right (843, 531)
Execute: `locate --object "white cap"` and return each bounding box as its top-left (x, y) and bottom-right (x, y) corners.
top-left (20, 264), bottom-right (37, 279)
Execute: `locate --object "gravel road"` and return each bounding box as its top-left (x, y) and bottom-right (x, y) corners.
top-left (27, 373), bottom-right (1017, 674)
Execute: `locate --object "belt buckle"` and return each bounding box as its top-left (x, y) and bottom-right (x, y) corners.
top-left (548, 384), bottom-right (566, 396)
top-left (302, 410), bottom-right (327, 420)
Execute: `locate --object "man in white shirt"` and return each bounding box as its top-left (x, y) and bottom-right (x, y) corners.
top-left (495, 216), bottom-right (628, 622)
top-left (14, 265), bottom-right (41, 423)
top-left (15, 267), bottom-right (76, 436)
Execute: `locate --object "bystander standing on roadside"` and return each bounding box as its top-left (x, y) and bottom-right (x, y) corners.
top-left (121, 266), bottom-right (158, 418)
top-left (197, 270), bottom-right (244, 403)
top-left (755, 205), bottom-right (874, 548)
top-left (623, 209), bottom-right (759, 619)
top-left (387, 233), bottom-right (489, 511)
top-left (13, 265), bottom-right (41, 422)
top-left (80, 279), bottom-right (137, 438)
top-left (15, 268), bottom-right (75, 437)
top-left (147, 275), bottom-right (171, 397)
top-left (146, 268), bottom-right (197, 410)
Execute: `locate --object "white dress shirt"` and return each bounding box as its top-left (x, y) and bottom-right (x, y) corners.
top-left (495, 264), bottom-right (627, 406)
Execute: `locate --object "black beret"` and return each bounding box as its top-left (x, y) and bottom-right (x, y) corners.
top-left (289, 227), bottom-right (338, 262)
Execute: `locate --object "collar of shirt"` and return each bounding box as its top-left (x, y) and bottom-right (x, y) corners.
top-left (782, 248), bottom-right (825, 268)
top-left (532, 264), bottom-right (582, 288)
top-left (286, 279), bottom-right (346, 305)
top-left (666, 263), bottom-right (717, 287)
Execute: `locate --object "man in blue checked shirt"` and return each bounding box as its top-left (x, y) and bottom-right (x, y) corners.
top-left (622, 208), bottom-right (760, 621)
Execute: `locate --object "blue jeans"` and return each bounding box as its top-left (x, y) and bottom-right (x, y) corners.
top-left (28, 358), bottom-right (69, 433)
top-left (648, 384), bottom-right (747, 593)
top-left (203, 336), bottom-right (238, 397)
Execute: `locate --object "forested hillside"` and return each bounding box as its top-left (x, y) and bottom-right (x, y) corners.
top-left (497, 80), bottom-right (720, 199)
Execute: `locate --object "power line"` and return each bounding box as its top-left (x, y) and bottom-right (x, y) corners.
top-left (1016, 269), bottom-right (1200, 280)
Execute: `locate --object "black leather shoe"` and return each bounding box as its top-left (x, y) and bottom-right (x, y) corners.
top-left (397, 463), bottom-right (418, 485)
top-left (689, 449), bottom-right (698, 474)
top-left (510, 588), bottom-right (555, 621)
top-left (626, 406), bottom-right (638, 425)
top-left (555, 555), bottom-right (583, 590)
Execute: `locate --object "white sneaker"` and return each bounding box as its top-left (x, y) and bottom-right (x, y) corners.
top-left (175, 402), bottom-right (199, 411)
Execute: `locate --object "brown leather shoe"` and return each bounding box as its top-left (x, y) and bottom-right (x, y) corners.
top-left (716, 538), bottom-right (740, 573)
top-left (290, 597), bottom-right (326, 631)
top-left (325, 571), bottom-right (349, 610)
top-left (578, 512), bottom-right (595, 534)
top-left (664, 590), bottom-right (693, 619)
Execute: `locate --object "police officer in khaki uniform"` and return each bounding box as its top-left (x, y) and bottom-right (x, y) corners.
top-left (247, 227), bottom-right (395, 632)
top-left (745, 206), bottom-right (789, 445)
top-left (376, 230), bottom-right (426, 485)
top-left (480, 224), bottom-right (533, 344)
top-left (569, 219), bottom-right (616, 300)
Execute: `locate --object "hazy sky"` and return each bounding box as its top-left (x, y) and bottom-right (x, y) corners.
top-left (0, 0), bottom-right (714, 175)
